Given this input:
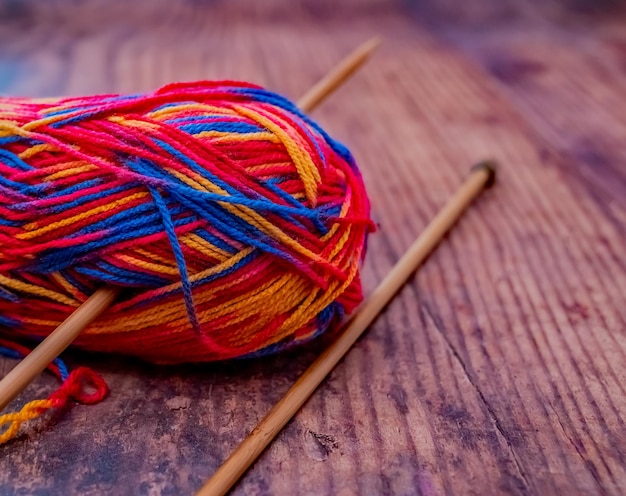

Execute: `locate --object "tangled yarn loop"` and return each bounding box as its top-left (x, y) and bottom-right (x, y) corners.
top-left (0, 81), bottom-right (372, 363)
top-left (0, 339), bottom-right (108, 444)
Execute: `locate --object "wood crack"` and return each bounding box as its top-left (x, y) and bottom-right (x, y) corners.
top-left (548, 403), bottom-right (607, 495)
top-left (420, 303), bottom-right (532, 492)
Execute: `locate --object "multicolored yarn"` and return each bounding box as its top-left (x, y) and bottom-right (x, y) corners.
top-left (0, 339), bottom-right (108, 444)
top-left (0, 81), bottom-right (372, 365)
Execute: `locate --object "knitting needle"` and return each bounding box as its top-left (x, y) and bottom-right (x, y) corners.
top-left (0, 37), bottom-right (382, 412)
top-left (0, 287), bottom-right (119, 411)
top-left (197, 161), bottom-right (497, 496)
top-left (297, 36), bottom-right (381, 113)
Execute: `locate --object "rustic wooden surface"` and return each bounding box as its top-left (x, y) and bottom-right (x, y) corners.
top-left (1, 0), bottom-right (625, 494)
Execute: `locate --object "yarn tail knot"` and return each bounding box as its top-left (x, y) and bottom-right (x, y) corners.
top-left (48, 367), bottom-right (108, 406)
top-left (0, 343), bottom-right (108, 445)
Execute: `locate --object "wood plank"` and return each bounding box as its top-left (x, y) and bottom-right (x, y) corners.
top-left (419, 2), bottom-right (626, 212)
top-left (1, 0), bottom-right (625, 494)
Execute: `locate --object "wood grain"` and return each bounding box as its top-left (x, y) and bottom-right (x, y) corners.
top-left (1, 1), bottom-right (625, 495)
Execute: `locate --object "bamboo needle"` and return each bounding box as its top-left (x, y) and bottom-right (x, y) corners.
top-left (297, 36), bottom-right (382, 113)
top-left (197, 161), bottom-right (497, 496)
top-left (0, 37), bottom-right (382, 412)
top-left (0, 287), bottom-right (119, 411)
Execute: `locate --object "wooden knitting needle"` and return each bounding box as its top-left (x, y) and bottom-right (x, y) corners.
top-left (0, 287), bottom-right (120, 411)
top-left (297, 36), bottom-right (382, 113)
top-left (197, 161), bottom-right (497, 496)
top-left (0, 37), bottom-right (382, 412)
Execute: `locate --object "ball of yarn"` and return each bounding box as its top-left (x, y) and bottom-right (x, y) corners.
top-left (0, 81), bottom-right (372, 363)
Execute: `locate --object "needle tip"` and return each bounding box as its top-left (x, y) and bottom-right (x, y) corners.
top-left (367, 36), bottom-right (384, 50)
top-left (473, 160), bottom-right (497, 188)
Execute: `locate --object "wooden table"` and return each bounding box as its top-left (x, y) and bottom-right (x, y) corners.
top-left (1, 0), bottom-right (625, 494)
